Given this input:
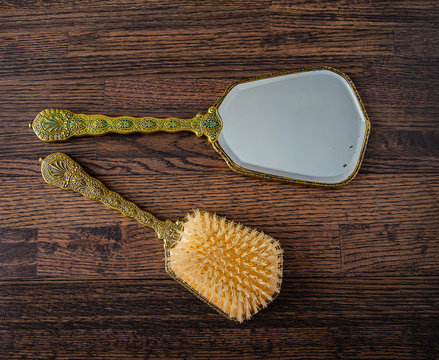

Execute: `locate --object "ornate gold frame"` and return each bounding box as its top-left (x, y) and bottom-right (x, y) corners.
top-left (31, 66), bottom-right (370, 187)
top-left (210, 66), bottom-right (371, 187)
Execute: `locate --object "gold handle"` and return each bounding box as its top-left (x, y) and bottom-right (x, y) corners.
top-left (31, 108), bottom-right (222, 143)
top-left (40, 152), bottom-right (181, 248)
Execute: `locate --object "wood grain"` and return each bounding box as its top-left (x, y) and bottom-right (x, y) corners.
top-left (0, 0), bottom-right (438, 358)
top-left (0, 277), bottom-right (438, 359)
top-left (68, 28), bottom-right (394, 57)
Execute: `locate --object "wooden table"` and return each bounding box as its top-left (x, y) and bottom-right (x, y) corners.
top-left (1, 1), bottom-right (438, 359)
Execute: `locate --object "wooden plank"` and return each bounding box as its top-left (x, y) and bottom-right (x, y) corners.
top-left (366, 129), bottom-right (439, 158)
top-left (357, 59), bottom-right (439, 111)
top-left (1, 170), bottom-right (438, 229)
top-left (0, 1), bottom-right (270, 32)
top-left (0, 0), bottom-right (438, 358)
top-left (395, 29), bottom-right (439, 57)
top-left (4, 325), bottom-right (436, 360)
top-left (0, 54), bottom-right (365, 81)
top-left (67, 29), bottom-right (269, 57)
top-left (104, 78), bottom-right (232, 111)
top-left (272, 0), bottom-right (438, 10)
top-left (0, 228), bottom-right (37, 278)
top-left (36, 225), bottom-right (166, 279)
top-left (4, 51), bottom-right (437, 109)
top-left (1, 167), bottom-right (437, 278)
top-left (1, 153), bottom-right (438, 223)
top-left (0, 79), bottom-right (105, 108)
top-left (34, 223), bottom-right (340, 279)
top-left (5, 152), bottom-right (436, 179)
top-left (340, 222), bottom-right (439, 275)
top-left (0, 277), bottom-right (437, 359)
top-left (0, 32), bottom-right (66, 59)
top-left (68, 28), bottom-right (393, 57)
top-left (360, 154), bottom-right (439, 174)
top-left (270, 0), bottom-right (439, 28)
top-left (2, 277), bottom-right (435, 325)
top-left (264, 29), bottom-right (393, 55)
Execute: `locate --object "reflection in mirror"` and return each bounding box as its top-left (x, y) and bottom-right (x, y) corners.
top-left (31, 67), bottom-right (370, 186)
top-left (216, 69), bottom-right (369, 185)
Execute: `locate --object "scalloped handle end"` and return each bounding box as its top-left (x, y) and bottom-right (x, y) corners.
top-left (39, 152), bottom-right (181, 247)
top-left (40, 152), bottom-right (87, 191)
top-left (31, 109), bottom-right (75, 142)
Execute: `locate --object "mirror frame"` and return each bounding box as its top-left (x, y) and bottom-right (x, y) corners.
top-left (208, 66), bottom-right (370, 187)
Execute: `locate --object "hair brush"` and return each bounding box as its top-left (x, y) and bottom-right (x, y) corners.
top-left (40, 152), bottom-right (283, 322)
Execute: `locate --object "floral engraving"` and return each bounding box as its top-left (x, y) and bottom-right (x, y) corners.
top-left (199, 108), bottom-right (223, 142)
top-left (115, 119), bottom-right (133, 130)
top-left (48, 160), bottom-right (70, 180)
top-left (91, 118), bottom-right (108, 132)
top-left (69, 119), bottom-right (86, 132)
top-left (165, 119), bottom-right (181, 130)
top-left (140, 119), bottom-right (158, 130)
top-left (43, 116), bottom-right (64, 133)
top-left (32, 108), bottom-right (222, 143)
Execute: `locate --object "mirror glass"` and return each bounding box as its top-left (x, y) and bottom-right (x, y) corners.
top-left (217, 69), bottom-right (369, 185)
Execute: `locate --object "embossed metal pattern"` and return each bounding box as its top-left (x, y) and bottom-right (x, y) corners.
top-left (31, 67), bottom-right (369, 186)
top-left (40, 152), bottom-right (283, 322)
top-left (40, 152), bottom-right (182, 249)
top-left (31, 107), bottom-right (223, 143)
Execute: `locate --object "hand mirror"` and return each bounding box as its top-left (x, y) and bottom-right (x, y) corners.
top-left (31, 66), bottom-right (370, 186)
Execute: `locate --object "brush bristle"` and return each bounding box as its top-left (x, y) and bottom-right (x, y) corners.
top-left (167, 210), bottom-right (283, 322)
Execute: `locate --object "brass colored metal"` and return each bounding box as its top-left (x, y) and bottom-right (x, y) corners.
top-left (210, 66), bottom-right (371, 188)
top-left (40, 152), bottom-right (283, 322)
top-left (32, 107), bottom-right (222, 143)
top-left (31, 67), bottom-right (370, 186)
top-left (40, 152), bottom-right (182, 249)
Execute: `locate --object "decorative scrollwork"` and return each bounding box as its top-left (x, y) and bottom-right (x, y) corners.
top-left (69, 119), bottom-right (87, 132)
top-left (165, 119), bottom-right (181, 130)
top-left (199, 107), bottom-right (223, 143)
top-left (48, 160), bottom-right (70, 180)
top-left (115, 119), bottom-right (133, 130)
top-left (90, 118), bottom-right (109, 132)
top-left (40, 152), bottom-right (182, 249)
top-left (70, 175), bottom-right (87, 189)
top-left (43, 117), bottom-right (62, 133)
top-left (140, 119), bottom-right (158, 130)
top-left (32, 108), bottom-right (223, 144)
top-left (31, 109), bottom-right (73, 141)
top-left (157, 219), bottom-right (183, 249)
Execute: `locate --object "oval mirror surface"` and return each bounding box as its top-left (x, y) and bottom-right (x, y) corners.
top-left (217, 69), bottom-right (369, 185)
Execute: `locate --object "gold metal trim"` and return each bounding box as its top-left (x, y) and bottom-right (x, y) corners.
top-left (31, 67), bottom-right (369, 187)
top-left (40, 152), bottom-right (182, 249)
top-left (40, 153), bottom-right (283, 322)
top-left (209, 66), bottom-right (371, 187)
top-left (31, 107), bottom-right (223, 144)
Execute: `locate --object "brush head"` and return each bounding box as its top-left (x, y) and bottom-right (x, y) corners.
top-left (166, 210), bottom-right (283, 323)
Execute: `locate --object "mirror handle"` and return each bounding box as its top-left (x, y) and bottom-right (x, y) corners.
top-left (31, 107), bottom-right (222, 143)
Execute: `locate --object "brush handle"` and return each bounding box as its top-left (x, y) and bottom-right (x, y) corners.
top-left (40, 152), bottom-right (181, 249)
top-left (31, 108), bottom-right (222, 143)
